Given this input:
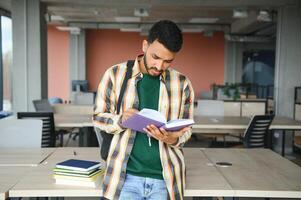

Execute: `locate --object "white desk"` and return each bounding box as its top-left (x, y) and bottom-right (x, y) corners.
top-left (193, 116), bottom-right (301, 156)
top-left (54, 114), bottom-right (93, 128)
top-left (193, 115), bottom-right (301, 131)
top-left (0, 167), bottom-right (33, 200)
top-left (8, 147), bottom-right (301, 199)
top-left (184, 148), bottom-right (233, 197)
top-left (202, 148), bottom-right (301, 198)
top-left (9, 147), bottom-right (103, 198)
top-left (54, 114), bottom-right (95, 147)
top-left (0, 148), bottom-right (56, 166)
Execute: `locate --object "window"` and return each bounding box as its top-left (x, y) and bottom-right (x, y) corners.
top-left (1, 15), bottom-right (12, 111)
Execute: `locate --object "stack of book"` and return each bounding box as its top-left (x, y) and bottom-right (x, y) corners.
top-left (53, 159), bottom-right (104, 188)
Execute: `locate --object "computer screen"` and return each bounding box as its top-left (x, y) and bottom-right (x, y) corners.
top-left (71, 80), bottom-right (88, 92)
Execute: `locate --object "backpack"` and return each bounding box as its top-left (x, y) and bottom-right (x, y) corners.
top-left (95, 60), bottom-right (134, 160)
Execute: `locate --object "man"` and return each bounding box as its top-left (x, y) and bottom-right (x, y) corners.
top-left (93, 20), bottom-right (194, 200)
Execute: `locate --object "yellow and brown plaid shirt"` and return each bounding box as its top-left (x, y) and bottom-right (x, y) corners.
top-left (93, 55), bottom-right (194, 200)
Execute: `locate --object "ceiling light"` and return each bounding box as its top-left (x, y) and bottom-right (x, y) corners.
top-left (120, 28), bottom-right (141, 32)
top-left (233, 9), bottom-right (248, 18)
top-left (57, 26), bottom-right (81, 35)
top-left (189, 18), bottom-right (218, 23)
top-left (257, 10), bottom-right (272, 22)
top-left (115, 17), bottom-right (141, 22)
top-left (134, 8), bottom-right (149, 17)
top-left (182, 28), bottom-right (204, 33)
top-left (50, 15), bottom-right (65, 21)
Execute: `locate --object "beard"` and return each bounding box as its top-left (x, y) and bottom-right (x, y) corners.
top-left (143, 54), bottom-right (163, 75)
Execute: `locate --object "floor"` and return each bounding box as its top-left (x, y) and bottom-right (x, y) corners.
top-left (23, 132), bottom-right (301, 200)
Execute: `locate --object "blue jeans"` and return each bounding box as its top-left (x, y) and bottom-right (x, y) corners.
top-left (119, 174), bottom-right (168, 200)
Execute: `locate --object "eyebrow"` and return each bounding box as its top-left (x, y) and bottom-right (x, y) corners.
top-left (152, 53), bottom-right (174, 62)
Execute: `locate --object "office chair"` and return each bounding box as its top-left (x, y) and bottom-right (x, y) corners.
top-left (32, 99), bottom-right (54, 112)
top-left (243, 115), bottom-right (274, 148)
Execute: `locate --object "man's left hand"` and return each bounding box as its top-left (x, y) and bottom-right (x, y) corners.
top-left (143, 125), bottom-right (191, 145)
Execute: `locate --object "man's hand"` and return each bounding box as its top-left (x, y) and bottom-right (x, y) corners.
top-left (119, 108), bottom-right (139, 128)
top-left (143, 125), bottom-right (191, 145)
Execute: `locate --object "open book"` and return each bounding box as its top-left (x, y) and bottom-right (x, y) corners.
top-left (121, 108), bottom-right (194, 133)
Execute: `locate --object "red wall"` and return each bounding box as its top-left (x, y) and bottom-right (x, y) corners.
top-left (47, 28), bottom-right (224, 100)
top-left (47, 26), bottom-right (70, 101)
top-left (86, 29), bottom-right (224, 98)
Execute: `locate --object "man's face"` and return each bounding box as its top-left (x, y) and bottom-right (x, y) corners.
top-left (142, 40), bottom-right (176, 76)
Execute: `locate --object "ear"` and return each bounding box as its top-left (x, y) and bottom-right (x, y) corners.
top-left (142, 40), bottom-right (148, 53)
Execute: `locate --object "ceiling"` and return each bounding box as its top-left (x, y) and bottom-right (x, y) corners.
top-left (0, 0), bottom-right (298, 39)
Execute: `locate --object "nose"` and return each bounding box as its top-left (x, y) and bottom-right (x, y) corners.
top-left (155, 60), bottom-right (164, 70)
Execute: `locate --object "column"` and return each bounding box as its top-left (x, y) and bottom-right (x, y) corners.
top-left (11, 0), bottom-right (48, 112)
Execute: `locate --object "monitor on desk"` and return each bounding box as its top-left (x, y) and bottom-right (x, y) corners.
top-left (72, 80), bottom-right (88, 92)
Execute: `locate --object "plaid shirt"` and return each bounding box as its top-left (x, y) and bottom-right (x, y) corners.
top-left (93, 55), bottom-right (194, 200)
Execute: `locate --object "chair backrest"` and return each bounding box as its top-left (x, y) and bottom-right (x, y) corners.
top-left (195, 100), bottom-right (224, 116)
top-left (32, 99), bottom-right (54, 112)
top-left (0, 119), bottom-right (43, 148)
top-left (243, 115), bottom-right (274, 148)
top-left (17, 112), bottom-right (56, 147)
top-left (48, 97), bottom-right (63, 104)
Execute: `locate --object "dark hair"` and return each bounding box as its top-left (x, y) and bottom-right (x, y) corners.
top-left (147, 20), bottom-right (183, 53)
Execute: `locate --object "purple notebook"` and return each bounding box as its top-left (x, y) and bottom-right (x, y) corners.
top-left (121, 108), bottom-right (194, 133)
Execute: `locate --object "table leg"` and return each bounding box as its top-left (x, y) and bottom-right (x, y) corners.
top-left (282, 130), bottom-right (286, 157)
top-left (267, 130), bottom-right (273, 149)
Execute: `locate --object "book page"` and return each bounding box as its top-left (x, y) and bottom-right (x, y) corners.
top-left (139, 108), bottom-right (166, 123)
top-left (163, 119), bottom-right (194, 131)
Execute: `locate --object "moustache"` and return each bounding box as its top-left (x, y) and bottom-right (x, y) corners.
top-left (148, 67), bottom-right (163, 74)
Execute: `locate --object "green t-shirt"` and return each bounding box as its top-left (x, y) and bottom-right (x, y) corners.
top-left (126, 74), bottom-right (163, 179)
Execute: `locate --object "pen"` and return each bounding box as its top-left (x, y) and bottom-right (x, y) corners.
top-left (148, 136), bottom-right (152, 147)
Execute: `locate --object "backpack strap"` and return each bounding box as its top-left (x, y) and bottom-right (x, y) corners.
top-left (116, 60), bottom-right (134, 114)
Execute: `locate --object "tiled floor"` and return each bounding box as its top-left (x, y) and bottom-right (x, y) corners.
top-left (35, 133), bottom-right (301, 200)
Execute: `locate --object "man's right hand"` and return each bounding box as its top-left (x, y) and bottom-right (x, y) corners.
top-left (119, 108), bottom-right (139, 128)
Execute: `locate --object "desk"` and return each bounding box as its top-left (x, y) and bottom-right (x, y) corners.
top-left (0, 148), bottom-right (56, 166)
top-left (0, 167), bottom-right (33, 200)
top-left (9, 147), bottom-right (103, 198)
top-left (0, 148), bottom-right (55, 200)
top-left (184, 148), bottom-right (233, 197)
top-left (54, 114), bottom-right (95, 146)
top-left (201, 148), bottom-right (301, 198)
top-left (54, 114), bottom-right (92, 128)
top-left (193, 116), bottom-right (301, 156)
top-left (193, 116), bottom-right (301, 131)
top-left (8, 147), bottom-right (301, 199)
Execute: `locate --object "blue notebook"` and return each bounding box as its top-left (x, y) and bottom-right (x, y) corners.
top-left (56, 159), bottom-right (101, 172)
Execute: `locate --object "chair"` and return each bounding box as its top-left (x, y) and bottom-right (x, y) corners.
top-left (32, 99), bottom-right (54, 112)
top-left (48, 97), bottom-right (63, 104)
top-left (0, 119), bottom-right (43, 148)
top-left (17, 112), bottom-right (56, 147)
top-left (243, 115), bottom-right (274, 148)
